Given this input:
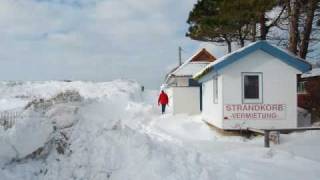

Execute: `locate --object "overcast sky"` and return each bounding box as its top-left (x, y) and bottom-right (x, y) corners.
top-left (0, 0), bottom-right (229, 88)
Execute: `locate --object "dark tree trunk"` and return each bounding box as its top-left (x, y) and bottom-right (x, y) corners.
top-left (259, 12), bottom-right (267, 40)
top-left (288, 0), bottom-right (301, 55)
top-left (299, 0), bottom-right (318, 59)
top-left (223, 34), bottom-right (232, 53)
top-left (226, 40), bottom-right (232, 53)
top-left (240, 38), bottom-right (245, 47)
top-left (238, 28), bottom-right (245, 47)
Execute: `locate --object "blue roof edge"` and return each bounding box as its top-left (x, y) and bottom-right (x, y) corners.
top-left (197, 41), bottom-right (311, 83)
top-left (260, 42), bottom-right (311, 72)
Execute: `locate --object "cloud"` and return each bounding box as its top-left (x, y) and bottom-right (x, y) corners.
top-left (0, 0), bottom-right (226, 88)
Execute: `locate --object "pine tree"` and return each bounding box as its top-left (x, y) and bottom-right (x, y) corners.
top-left (186, 0), bottom-right (236, 52)
top-left (186, 0), bottom-right (279, 52)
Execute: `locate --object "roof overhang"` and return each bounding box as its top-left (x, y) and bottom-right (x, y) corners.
top-left (194, 41), bottom-right (312, 82)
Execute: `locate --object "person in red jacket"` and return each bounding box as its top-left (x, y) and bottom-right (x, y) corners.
top-left (158, 90), bottom-right (169, 114)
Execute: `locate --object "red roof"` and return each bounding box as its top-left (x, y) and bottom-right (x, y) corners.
top-left (190, 48), bottom-right (216, 62)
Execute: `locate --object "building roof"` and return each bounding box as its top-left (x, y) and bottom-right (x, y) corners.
top-left (171, 62), bottom-right (210, 77)
top-left (165, 48), bottom-right (216, 83)
top-left (301, 68), bottom-right (320, 78)
top-left (189, 48), bottom-right (216, 62)
top-left (194, 41), bottom-right (312, 81)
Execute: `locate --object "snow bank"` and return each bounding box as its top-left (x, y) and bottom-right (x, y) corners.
top-left (0, 80), bottom-right (141, 166)
top-left (298, 107), bottom-right (311, 127)
top-left (0, 80), bottom-right (141, 101)
top-left (301, 68), bottom-right (320, 78)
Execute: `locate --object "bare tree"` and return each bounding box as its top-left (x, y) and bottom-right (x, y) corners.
top-left (288, 0), bottom-right (301, 55)
top-left (300, 0), bottom-right (319, 59)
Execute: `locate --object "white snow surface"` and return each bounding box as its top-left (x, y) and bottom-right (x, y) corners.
top-left (0, 80), bottom-right (319, 180)
top-left (171, 62), bottom-right (211, 77)
top-left (301, 68), bottom-right (320, 78)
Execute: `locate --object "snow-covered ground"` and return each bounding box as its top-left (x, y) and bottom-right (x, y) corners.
top-left (0, 80), bottom-right (319, 180)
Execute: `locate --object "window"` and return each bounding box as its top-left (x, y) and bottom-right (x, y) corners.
top-left (242, 73), bottom-right (263, 103)
top-left (213, 77), bottom-right (218, 103)
top-left (297, 81), bottom-right (307, 94)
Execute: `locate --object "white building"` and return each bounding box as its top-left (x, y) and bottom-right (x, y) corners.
top-left (165, 48), bottom-right (216, 115)
top-left (194, 41), bottom-right (311, 130)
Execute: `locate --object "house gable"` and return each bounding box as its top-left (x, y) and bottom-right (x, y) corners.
top-left (165, 48), bottom-right (217, 85)
top-left (190, 48), bottom-right (216, 62)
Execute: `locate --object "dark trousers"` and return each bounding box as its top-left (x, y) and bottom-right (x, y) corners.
top-left (161, 104), bottom-right (166, 114)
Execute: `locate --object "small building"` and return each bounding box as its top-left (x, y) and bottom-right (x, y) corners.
top-left (165, 48), bottom-right (216, 114)
top-left (298, 67), bottom-right (320, 108)
top-left (194, 41), bottom-right (311, 130)
top-left (297, 67), bottom-right (320, 123)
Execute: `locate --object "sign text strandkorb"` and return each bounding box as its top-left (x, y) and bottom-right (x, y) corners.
top-left (224, 104), bottom-right (286, 120)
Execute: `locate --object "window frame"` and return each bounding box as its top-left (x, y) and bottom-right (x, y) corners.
top-left (297, 81), bottom-right (307, 94)
top-left (242, 72), bottom-right (263, 104)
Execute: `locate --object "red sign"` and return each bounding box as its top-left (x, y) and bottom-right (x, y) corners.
top-left (224, 104), bottom-right (286, 120)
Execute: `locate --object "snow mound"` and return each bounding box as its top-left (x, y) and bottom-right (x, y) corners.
top-left (0, 80), bottom-right (141, 167)
top-left (0, 80), bottom-right (141, 102)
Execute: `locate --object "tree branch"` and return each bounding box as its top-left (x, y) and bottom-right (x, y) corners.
top-left (267, 5), bottom-right (287, 29)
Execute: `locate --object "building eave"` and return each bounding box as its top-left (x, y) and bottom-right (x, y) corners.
top-left (194, 41), bottom-right (312, 82)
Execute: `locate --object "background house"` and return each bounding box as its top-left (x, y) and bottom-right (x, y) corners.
top-left (298, 67), bottom-right (320, 107)
top-left (194, 41), bottom-right (311, 130)
top-left (164, 48), bottom-right (216, 114)
top-left (298, 67), bottom-right (320, 123)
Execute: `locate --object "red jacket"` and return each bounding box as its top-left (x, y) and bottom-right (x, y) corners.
top-left (158, 92), bottom-right (169, 105)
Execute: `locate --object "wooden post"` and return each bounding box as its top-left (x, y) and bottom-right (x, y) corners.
top-left (264, 130), bottom-right (270, 148)
top-left (178, 46), bottom-right (182, 66)
top-left (248, 127), bottom-right (320, 148)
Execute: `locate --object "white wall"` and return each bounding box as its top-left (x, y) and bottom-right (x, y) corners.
top-left (220, 50), bottom-right (299, 129)
top-left (166, 88), bottom-right (174, 113)
top-left (166, 77), bottom-right (189, 87)
top-left (169, 87), bottom-right (201, 115)
top-left (176, 77), bottom-right (189, 87)
top-left (201, 76), bottom-right (223, 128)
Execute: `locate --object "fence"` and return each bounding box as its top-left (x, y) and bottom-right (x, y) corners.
top-left (0, 111), bottom-right (22, 130)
